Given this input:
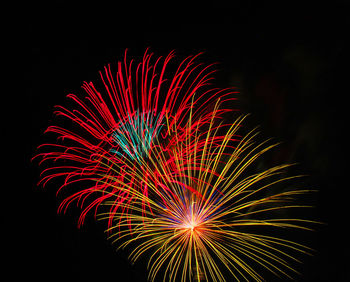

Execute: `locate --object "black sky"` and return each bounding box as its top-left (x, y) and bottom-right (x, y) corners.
top-left (17, 1), bottom-right (350, 281)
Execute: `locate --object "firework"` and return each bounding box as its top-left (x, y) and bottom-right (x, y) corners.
top-left (34, 49), bottom-right (316, 281)
top-left (98, 103), bottom-right (316, 281)
top-left (34, 49), bottom-right (237, 228)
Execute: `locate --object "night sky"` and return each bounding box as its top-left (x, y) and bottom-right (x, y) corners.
top-left (17, 1), bottom-right (350, 281)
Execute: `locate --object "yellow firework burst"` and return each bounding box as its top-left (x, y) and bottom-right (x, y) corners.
top-left (96, 101), bottom-right (317, 282)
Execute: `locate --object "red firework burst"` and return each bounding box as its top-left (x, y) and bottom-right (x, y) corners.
top-left (34, 49), bottom-right (238, 228)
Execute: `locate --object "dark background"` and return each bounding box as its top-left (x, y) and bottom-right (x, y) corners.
top-left (17, 1), bottom-right (349, 281)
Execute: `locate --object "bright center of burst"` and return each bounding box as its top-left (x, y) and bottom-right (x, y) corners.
top-left (185, 221), bottom-right (197, 232)
top-left (180, 201), bottom-right (200, 233)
